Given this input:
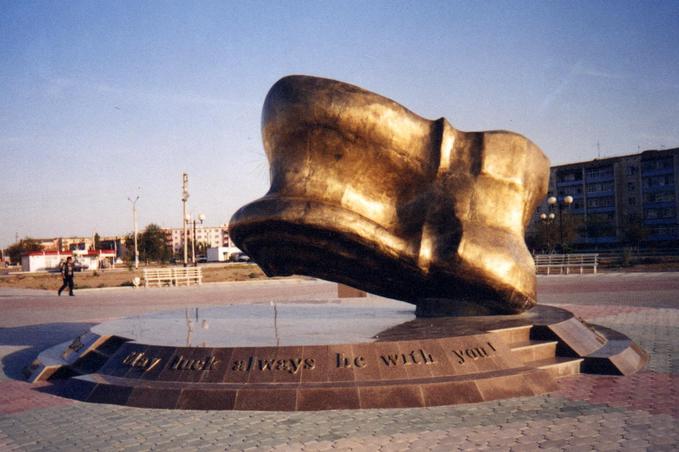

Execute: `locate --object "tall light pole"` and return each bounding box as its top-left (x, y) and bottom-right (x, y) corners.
top-left (127, 195), bottom-right (140, 269)
top-left (547, 195), bottom-right (574, 252)
top-left (182, 173), bottom-right (189, 267)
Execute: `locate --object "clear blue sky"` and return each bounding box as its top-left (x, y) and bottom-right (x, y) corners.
top-left (1, 0), bottom-right (678, 247)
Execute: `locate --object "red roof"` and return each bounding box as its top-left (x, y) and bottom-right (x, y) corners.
top-left (84, 249), bottom-right (116, 256)
top-left (23, 249), bottom-right (115, 257)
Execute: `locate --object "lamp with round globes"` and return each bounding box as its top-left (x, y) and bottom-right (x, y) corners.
top-left (190, 213), bottom-right (206, 266)
top-left (546, 195), bottom-right (574, 252)
top-left (539, 212), bottom-right (557, 252)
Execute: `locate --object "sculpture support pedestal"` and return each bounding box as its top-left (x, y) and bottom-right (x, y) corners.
top-left (415, 298), bottom-right (499, 317)
top-left (26, 301), bottom-right (647, 411)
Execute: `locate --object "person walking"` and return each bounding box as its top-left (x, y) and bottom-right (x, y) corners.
top-left (57, 256), bottom-right (75, 296)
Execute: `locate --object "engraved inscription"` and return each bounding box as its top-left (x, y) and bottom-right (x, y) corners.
top-left (232, 356), bottom-right (315, 374)
top-left (380, 349), bottom-right (435, 367)
top-left (336, 353), bottom-right (366, 368)
top-left (171, 355), bottom-right (220, 371)
top-left (451, 342), bottom-right (497, 365)
top-left (122, 352), bottom-right (162, 372)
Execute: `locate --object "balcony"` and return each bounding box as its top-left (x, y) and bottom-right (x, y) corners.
top-left (556, 179), bottom-right (584, 187)
top-left (586, 190), bottom-right (615, 198)
top-left (645, 218), bottom-right (677, 225)
top-left (585, 173), bottom-right (614, 183)
top-left (642, 201), bottom-right (675, 209)
top-left (587, 206), bottom-right (616, 214)
top-left (643, 183), bottom-right (675, 193)
top-left (641, 166), bottom-right (674, 177)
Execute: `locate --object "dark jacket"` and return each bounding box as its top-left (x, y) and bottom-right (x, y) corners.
top-left (61, 261), bottom-right (75, 278)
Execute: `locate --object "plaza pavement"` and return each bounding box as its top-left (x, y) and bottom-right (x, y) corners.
top-left (0, 273), bottom-right (677, 451)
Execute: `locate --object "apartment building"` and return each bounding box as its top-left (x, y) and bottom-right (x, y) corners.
top-left (534, 147), bottom-right (678, 245)
top-left (164, 224), bottom-right (232, 255)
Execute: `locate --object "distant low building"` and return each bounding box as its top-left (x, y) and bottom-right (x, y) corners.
top-left (206, 246), bottom-right (243, 262)
top-left (21, 249), bottom-right (116, 272)
top-left (21, 251), bottom-right (71, 272)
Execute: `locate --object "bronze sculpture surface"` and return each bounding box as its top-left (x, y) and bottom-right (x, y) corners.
top-left (229, 75), bottom-right (550, 316)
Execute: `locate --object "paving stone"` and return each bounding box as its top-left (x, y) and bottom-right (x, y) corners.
top-left (0, 277), bottom-right (677, 451)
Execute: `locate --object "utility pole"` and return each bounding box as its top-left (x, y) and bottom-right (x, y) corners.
top-left (128, 196), bottom-right (140, 269)
top-left (182, 173), bottom-right (190, 267)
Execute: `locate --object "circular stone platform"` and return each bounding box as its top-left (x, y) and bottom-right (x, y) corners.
top-left (27, 300), bottom-right (647, 411)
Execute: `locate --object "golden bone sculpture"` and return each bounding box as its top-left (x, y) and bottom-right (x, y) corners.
top-left (229, 75), bottom-right (550, 316)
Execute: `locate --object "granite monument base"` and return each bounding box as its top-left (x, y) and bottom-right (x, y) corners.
top-left (26, 300), bottom-right (647, 411)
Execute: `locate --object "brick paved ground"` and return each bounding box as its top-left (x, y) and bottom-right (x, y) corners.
top-left (0, 273), bottom-right (677, 451)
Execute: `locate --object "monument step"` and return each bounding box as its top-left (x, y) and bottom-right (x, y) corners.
top-left (530, 357), bottom-right (583, 378)
top-left (509, 340), bottom-right (559, 363)
top-left (487, 325), bottom-right (532, 344)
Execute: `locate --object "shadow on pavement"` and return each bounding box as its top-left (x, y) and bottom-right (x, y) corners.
top-left (0, 322), bottom-right (95, 380)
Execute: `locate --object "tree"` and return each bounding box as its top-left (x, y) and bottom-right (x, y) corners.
top-left (139, 224), bottom-right (171, 263)
top-left (582, 214), bottom-right (615, 240)
top-left (94, 233), bottom-right (101, 250)
top-left (622, 214), bottom-right (648, 248)
top-left (196, 241), bottom-right (210, 257)
top-left (5, 238), bottom-right (43, 264)
top-left (525, 221), bottom-right (557, 253)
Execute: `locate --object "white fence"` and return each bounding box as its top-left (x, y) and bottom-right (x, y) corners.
top-left (534, 254), bottom-right (599, 275)
top-left (143, 267), bottom-right (203, 287)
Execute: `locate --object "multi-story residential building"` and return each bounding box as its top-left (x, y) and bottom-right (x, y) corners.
top-left (33, 236), bottom-right (95, 252)
top-left (164, 224), bottom-right (232, 255)
top-left (533, 147), bottom-right (678, 246)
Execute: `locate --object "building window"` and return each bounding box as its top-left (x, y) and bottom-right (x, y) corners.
top-left (650, 226), bottom-right (679, 237)
top-left (628, 197), bottom-right (636, 205)
top-left (585, 166), bottom-right (613, 179)
top-left (587, 197), bottom-right (615, 208)
top-left (642, 157), bottom-right (673, 171)
top-left (586, 182), bottom-right (614, 193)
top-left (643, 174), bottom-right (675, 188)
top-left (556, 171), bottom-right (582, 183)
top-left (626, 166), bottom-right (638, 176)
top-left (643, 191), bottom-right (675, 203)
top-left (590, 212), bottom-right (615, 222)
top-left (645, 207), bottom-right (676, 220)
top-left (627, 182), bottom-right (635, 191)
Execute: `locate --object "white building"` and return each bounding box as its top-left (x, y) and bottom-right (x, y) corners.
top-left (21, 251), bottom-right (71, 272)
top-left (21, 250), bottom-right (116, 272)
top-left (206, 246), bottom-right (243, 262)
top-left (165, 224), bottom-right (232, 255)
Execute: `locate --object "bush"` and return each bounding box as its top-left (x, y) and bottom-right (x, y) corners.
top-left (622, 248), bottom-right (632, 267)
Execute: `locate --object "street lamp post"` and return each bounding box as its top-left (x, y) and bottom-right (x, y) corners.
top-left (539, 211), bottom-right (556, 252)
top-left (547, 195), bottom-right (574, 252)
top-left (182, 173), bottom-right (190, 267)
top-left (127, 196), bottom-right (140, 269)
top-left (187, 213), bottom-right (206, 266)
